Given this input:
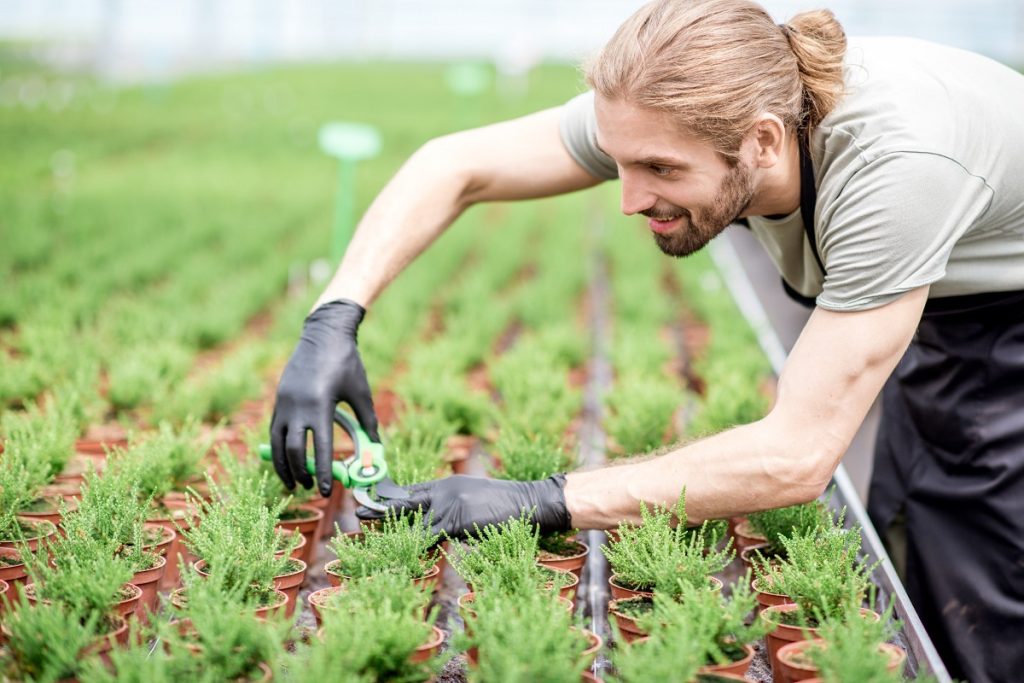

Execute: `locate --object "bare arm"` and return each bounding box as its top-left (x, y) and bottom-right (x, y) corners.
top-left (313, 107), bottom-right (603, 310)
top-left (564, 286), bottom-right (930, 526)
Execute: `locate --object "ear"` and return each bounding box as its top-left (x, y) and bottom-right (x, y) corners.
top-left (747, 113), bottom-right (787, 169)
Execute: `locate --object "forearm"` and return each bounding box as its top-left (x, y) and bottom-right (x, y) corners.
top-left (313, 136), bottom-right (472, 310)
top-left (564, 415), bottom-right (840, 528)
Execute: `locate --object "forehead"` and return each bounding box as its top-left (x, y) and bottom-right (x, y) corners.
top-left (593, 94), bottom-right (719, 168)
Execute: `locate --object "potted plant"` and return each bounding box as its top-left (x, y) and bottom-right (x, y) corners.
top-left (164, 576), bottom-right (286, 681)
top-left (457, 586), bottom-right (599, 681)
top-left (778, 606), bottom-right (907, 683)
top-left (384, 408), bottom-right (454, 486)
top-left (305, 572), bottom-right (444, 683)
top-left (757, 517), bottom-right (879, 677)
top-left (447, 512), bottom-right (577, 600)
top-left (0, 441), bottom-right (59, 553)
top-left (0, 602), bottom-right (124, 681)
top-left (603, 493), bottom-right (732, 599)
top-left (610, 603), bottom-right (726, 683)
top-left (180, 473), bottom-right (301, 616)
top-left (740, 497), bottom-right (832, 562)
top-left (325, 507), bottom-right (441, 588)
top-left (603, 372), bottom-right (681, 456)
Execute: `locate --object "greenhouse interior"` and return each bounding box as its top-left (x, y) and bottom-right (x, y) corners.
top-left (3, 1), bottom-right (1023, 682)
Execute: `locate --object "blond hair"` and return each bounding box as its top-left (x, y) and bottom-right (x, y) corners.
top-left (586, 0), bottom-right (846, 162)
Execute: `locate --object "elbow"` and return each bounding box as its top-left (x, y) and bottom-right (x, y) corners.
top-left (759, 414), bottom-right (847, 507)
top-left (416, 134), bottom-right (482, 210)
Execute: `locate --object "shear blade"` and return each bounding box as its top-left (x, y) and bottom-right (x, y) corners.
top-left (352, 477), bottom-right (407, 512)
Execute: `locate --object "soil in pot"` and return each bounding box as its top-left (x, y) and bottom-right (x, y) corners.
top-left (276, 504), bottom-right (323, 567)
top-left (698, 643), bottom-right (756, 677)
top-left (307, 586), bottom-right (346, 627)
top-left (325, 559), bottom-right (441, 592)
top-left (18, 495), bottom-right (75, 529)
top-left (272, 558), bottom-right (308, 617)
top-left (0, 518), bottom-right (57, 553)
top-left (732, 519), bottom-right (767, 553)
top-left (538, 539), bottom-right (589, 579)
top-left (608, 596), bottom-right (653, 643)
top-left (0, 547), bottom-right (28, 597)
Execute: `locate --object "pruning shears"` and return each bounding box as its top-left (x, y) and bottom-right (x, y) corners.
top-left (259, 408), bottom-right (407, 512)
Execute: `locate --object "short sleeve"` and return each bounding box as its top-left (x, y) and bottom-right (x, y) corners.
top-left (815, 152), bottom-right (994, 311)
top-left (558, 91), bottom-right (619, 181)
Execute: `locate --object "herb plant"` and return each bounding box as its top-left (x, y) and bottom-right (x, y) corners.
top-left (747, 496), bottom-right (833, 555)
top-left (458, 587), bottom-right (590, 683)
top-left (490, 429), bottom-right (574, 482)
top-left (808, 609), bottom-right (905, 683)
top-left (602, 493), bottom-right (732, 595)
top-left (180, 472), bottom-right (294, 602)
top-left (384, 409), bottom-right (453, 486)
top-left (328, 507), bottom-right (440, 580)
top-left (447, 512), bottom-right (568, 595)
top-left (305, 573), bottom-right (439, 683)
top-left (1, 398), bottom-right (77, 479)
top-left (759, 514), bottom-right (878, 626)
top-left (0, 602), bottom-right (102, 683)
top-left (611, 606), bottom-right (704, 683)
top-left (604, 372), bottom-right (681, 455)
top-left (0, 440), bottom-right (50, 540)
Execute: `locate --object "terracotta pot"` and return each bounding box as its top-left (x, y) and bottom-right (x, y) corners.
top-left (538, 541), bottom-right (589, 579)
top-left (698, 643), bottom-right (756, 676)
top-left (142, 523), bottom-right (176, 558)
top-left (608, 596), bottom-right (652, 643)
top-left (550, 567), bottom-right (580, 604)
top-left (752, 575), bottom-right (794, 614)
top-left (24, 582), bottom-right (141, 620)
top-left (0, 579), bottom-right (8, 617)
top-left (307, 586), bottom-right (345, 627)
top-left (325, 559), bottom-right (441, 592)
top-left (147, 500), bottom-right (197, 590)
top-left (275, 505), bottom-right (323, 567)
top-left (0, 547), bottom-right (29, 600)
top-left (732, 519), bottom-right (767, 553)
top-left (75, 435), bottom-right (128, 459)
top-left (608, 574), bottom-right (654, 601)
top-left (19, 495), bottom-right (76, 531)
top-left (761, 604), bottom-right (880, 683)
top-left (579, 628), bottom-right (602, 666)
top-left (776, 638), bottom-right (906, 683)
top-left (410, 625), bottom-right (446, 663)
top-left (41, 482), bottom-right (82, 506)
top-left (170, 586), bottom-right (288, 620)
top-left (273, 558), bottom-right (308, 617)
top-left (0, 518), bottom-right (57, 553)
top-left (131, 554), bottom-right (167, 620)
top-left (54, 455), bottom-right (99, 486)
top-left (322, 483), bottom-right (347, 539)
top-left (302, 493), bottom-right (331, 541)
top-left (273, 528), bottom-right (307, 561)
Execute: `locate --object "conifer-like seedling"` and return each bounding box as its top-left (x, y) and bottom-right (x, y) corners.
top-left (808, 608), bottom-right (906, 683)
top-left (0, 601), bottom-right (102, 682)
top-left (328, 507), bottom-right (440, 580)
top-left (385, 409), bottom-right (453, 486)
top-left (602, 492), bottom-right (732, 594)
top-left (747, 495), bottom-right (833, 556)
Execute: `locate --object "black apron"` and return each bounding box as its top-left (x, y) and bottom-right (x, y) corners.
top-left (773, 138), bottom-right (1024, 683)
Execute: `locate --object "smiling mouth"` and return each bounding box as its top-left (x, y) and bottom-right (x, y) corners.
top-left (647, 216), bottom-right (682, 234)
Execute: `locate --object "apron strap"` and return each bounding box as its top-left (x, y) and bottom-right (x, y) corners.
top-left (779, 136), bottom-right (822, 308)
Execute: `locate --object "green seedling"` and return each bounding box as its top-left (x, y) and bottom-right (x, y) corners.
top-left (0, 602), bottom-right (103, 682)
top-left (328, 507), bottom-right (440, 580)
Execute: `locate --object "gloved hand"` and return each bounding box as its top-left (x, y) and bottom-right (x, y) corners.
top-left (356, 474), bottom-right (571, 540)
top-left (270, 299), bottom-right (380, 497)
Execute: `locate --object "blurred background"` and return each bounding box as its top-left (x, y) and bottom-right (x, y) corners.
top-left (0, 0), bottom-right (1021, 84)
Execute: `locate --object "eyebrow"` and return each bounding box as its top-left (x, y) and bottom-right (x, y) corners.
top-left (594, 138), bottom-right (689, 170)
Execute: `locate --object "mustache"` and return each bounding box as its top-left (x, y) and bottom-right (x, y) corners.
top-left (641, 205), bottom-right (689, 221)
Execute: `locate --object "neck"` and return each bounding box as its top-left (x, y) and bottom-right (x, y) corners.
top-left (741, 133), bottom-right (802, 219)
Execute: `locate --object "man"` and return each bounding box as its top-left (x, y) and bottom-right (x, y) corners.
top-left (270, 1), bottom-right (1024, 680)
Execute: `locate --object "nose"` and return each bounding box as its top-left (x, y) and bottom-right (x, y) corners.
top-left (619, 171), bottom-right (657, 216)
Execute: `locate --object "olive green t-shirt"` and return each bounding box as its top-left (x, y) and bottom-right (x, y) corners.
top-left (559, 37), bottom-right (1024, 311)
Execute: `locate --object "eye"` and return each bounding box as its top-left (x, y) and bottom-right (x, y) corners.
top-left (648, 164), bottom-right (673, 177)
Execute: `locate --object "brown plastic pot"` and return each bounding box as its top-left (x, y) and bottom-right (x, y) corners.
top-left (272, 558), bottom-right (308, 617)
top-left (146, 499), bottom-right (197, 590)
top-left (752, 575), bottom-right (794, 614)
top-left (581, 672), bottom-right (601, 682)
top-left (698, 643), bottom-right (756, 676)
top-left (18, 495), bottom-right (76, 530)
top-left (538, 541), bottom-right (589, 579)
top-left (445, 435), bottom-right (478, 474)
top-left (24, 582), bottom-right (141, 619)
top-left (732, 519), bottom-right (767, 553)
top-left (142, 523), bottom-right (176, 559)
top-left (170, 586), bottom-right (288, 620)
top-left (276, 504), bottom-right (323, 567)
top-left (131, 553), bottom-right (167, 620)
top-left (776, 638), bottom-right (906, 683)
top-left (608, 596), bottom-right (652, 643)
top-left (608, 574), bottom-right (654, 601)
top-left (0, 547), bottom-right (28, 599)
top-left (0, 518), bottom-right (57, 553)
top-left (307, 586), bottom-right (345, 627)
top-left (273, 528), bottom-right (307, 561)
top-left (324, 559), bottom-right (441, 592)
top-left (0, 579), bottom-right (8, 617)
top-left (761, 604), bottom-right (880, 683)
top-left (409, 625), bottom-right (446, 663)
top-left (546, 566), bottom-right (581, 604)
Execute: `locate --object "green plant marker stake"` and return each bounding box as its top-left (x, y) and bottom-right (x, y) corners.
top-left (444, 62), bottom-right (491, 130)
top-left (317, 122), bottom-right (382, 265)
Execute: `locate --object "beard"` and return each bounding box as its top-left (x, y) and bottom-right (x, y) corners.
top-left (644, 162), bottom-right (754, 258)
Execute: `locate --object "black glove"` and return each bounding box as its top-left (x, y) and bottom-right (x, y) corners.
top-left (356, 474), bottom-right (571, 540)
top-left (270, 299), bottom-right (380, 497)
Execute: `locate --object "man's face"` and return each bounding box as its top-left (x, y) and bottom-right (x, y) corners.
top-left (594, 96), bottom-right (756, 257)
